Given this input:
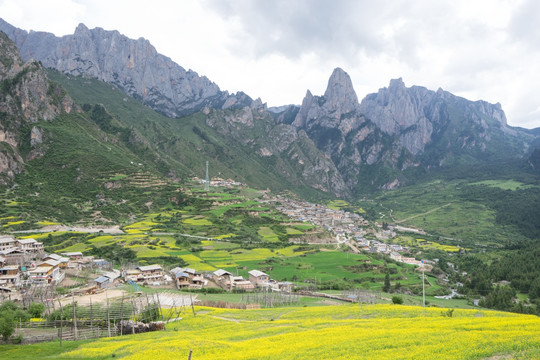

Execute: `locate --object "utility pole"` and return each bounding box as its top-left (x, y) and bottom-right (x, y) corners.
top-left (422, 260), bottom-right (425, 307)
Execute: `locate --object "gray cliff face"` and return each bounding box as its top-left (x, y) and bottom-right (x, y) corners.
top-left (359, 78), bottom-right (532, 163)
top-left (292, 68), bottom-right (537, 191)
top-left (359, 79), bottom-right (434, 155)
top-left (0, 31), bottom-right (77, 182)
top-left (293, 68), bottom-right (359, 129)
top-left (292, 68), bottom-right (410, 190)
top-left (323, 67), bottom-right (359, 117)
top-left (0, 19), bottom-right (253, 118)
top-left (205, 106), bottom-right (350, 198)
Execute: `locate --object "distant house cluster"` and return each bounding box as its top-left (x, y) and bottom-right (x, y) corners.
top-left (192, 177), bottom-right (246, 188)
top-left (117, 263), bottom-right (294, 293)
top-left (260, 196), bottom-right (428, 268)
top-left (264, 195), bottom-right (368, 238)
top-left (0, 237), bottom-right (117, 293)
top-left (0, 236), bottom-right (44, 267)
top-left (212, 269), bottom-right (292, 293)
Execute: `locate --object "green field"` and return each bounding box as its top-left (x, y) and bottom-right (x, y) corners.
top-left (373, 179), bottom-right (535, 247)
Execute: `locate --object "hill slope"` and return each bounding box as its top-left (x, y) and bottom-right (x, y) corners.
top-left (45, 69), bottom-right (348, 199)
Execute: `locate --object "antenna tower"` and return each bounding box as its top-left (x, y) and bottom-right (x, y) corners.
top-left (204, 161), bottom-right (210, 191)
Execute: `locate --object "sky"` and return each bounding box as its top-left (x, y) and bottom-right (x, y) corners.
top-left (0, 0), bottom-right (538, 129)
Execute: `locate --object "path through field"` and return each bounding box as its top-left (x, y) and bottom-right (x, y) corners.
top-left (395, 203), bottom-right (452, 224)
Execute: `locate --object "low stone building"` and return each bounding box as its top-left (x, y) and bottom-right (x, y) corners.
top-left (248, 270), bottom-right (270, 287)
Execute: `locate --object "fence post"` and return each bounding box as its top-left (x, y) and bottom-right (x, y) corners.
top-left (106, 289), bottom-right (111, 337)
top-left (155, 292), bottom-right (165, 330)
top-left (119, 294), bottom-right (125, 336)
top-left (57, 299), bottom-right (63, 347)
top-left (90, 296), bottom-right (94, 339)
top-left (72, 293), bottom-right (78, 340)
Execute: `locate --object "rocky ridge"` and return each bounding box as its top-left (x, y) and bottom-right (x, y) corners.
top-left (291, 68), bottom-right (411, 190)
top-left (286, 67), bottom-right (537, 190)
top-left (0, 19), bottom-right (255, 118)
top-left (205, 104), bottom-right (350, 197)
top-left (2, 17), bottom-right (538, 196)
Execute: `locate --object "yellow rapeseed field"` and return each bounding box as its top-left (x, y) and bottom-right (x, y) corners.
top-left (46, 304), bottom-right (540, 360)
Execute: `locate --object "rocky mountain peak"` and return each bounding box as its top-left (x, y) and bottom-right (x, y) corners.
top-left (323, 67), bottom-right (359, 115)
top-left (360, 78), bottom-right (428, 139)
top-left (74, 23), bottom-right (90, 34)
top-left (388, 77), bottom-right (406, 90)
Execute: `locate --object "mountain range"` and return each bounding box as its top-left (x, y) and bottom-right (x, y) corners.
top-left (0, 18), bottom-right (538, 201)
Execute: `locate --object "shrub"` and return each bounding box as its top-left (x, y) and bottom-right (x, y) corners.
top-left (0, 312), bottom-right (15, 340)
top-left (391, 295), bottom-right (404, 305)
top-left (29, 303), bottom-right (45, 318)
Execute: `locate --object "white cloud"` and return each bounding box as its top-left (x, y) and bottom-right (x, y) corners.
top-left (0, 0), bottom-right (538, 128)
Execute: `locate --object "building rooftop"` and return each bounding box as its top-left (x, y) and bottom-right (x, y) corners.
top-left (62, 252), bottom-right (83, 256)
top-left (248, 270), bottom-right (268, 277)
top-left (16, 238), bottom-right (37, 244)
top-left (94, 276), bottom-right (110, 284)
top-left (40, 259), bottom-right (60, 267)
top-left (43, 253), bottom-right (63, 261)
top-left (29, 266), bottom-right (52, 274)
top-left (213, 269), bottom-right (232, 277)
top-left (138, 264), bottom-right (163, 272)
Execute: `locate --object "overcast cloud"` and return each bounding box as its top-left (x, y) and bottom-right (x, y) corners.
top-left (0, 0), bottom-right (538, 128)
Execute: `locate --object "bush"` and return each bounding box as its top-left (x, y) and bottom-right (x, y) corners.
top-left (391, 295), bottom-right (404, 305)
top-left (11, 333), bottom-right (23, 344)
top-left (441, 308), bottom-right (454, 317)
top-left (29, 303), bottom-right (45, 318)
top-left (0, 312), bottom-right (15, 340)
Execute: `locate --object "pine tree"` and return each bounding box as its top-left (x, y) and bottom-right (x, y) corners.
top-left (383, 272), bottom-right (391, 293)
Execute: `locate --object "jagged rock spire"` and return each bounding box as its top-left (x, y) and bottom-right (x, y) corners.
top-left (324, 67), bottom-right (359, 115)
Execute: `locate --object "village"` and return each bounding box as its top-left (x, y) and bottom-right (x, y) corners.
top-left (0, 180), bottom-right (433, 305)
top-left (193, 174), bottom-right (427, 269)
top-left (0, 232), bottom-right (297, 302)
top-left (262, 195), bottom-right (426, 268)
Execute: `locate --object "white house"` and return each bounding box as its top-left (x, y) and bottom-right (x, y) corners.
top-left (15, 238), bottom-right (44, 254)
top-left (0, 237), bottom-right (16, 252)
top-left (136, 264), bottom-right (164, 282)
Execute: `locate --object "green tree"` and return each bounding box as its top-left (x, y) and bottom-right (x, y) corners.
top-left (383, 272), bottom-right (391, 293)
top-left (29, 303), bottom-right (45, 318)
top-left (0, 312), bottom-right (15, 340)
top-left (391, 295), bottom-right (403, 305)
top-left (529, 278), bottom-right (540, 300)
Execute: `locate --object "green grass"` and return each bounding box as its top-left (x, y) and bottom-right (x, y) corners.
top-left (258, 227), bottom-right (280, 242)
top-left (373, 179), bottom-right (530, 247)
top-left (45, 69), bottom-right (333, 202)
top-left (469, 179), bottom-right (536, 191)
top-left (182, 217), bottom-right (213, 226)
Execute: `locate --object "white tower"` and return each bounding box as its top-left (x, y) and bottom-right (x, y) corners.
top-left (204, 161), bottom-right (210, 191)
